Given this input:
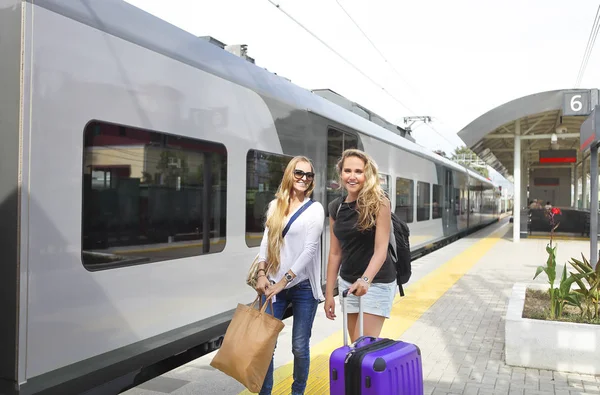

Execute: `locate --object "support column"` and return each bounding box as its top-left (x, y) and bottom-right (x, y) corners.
top-left (574, 163), bottom-right (579, 208)
top-left (583, 157), bottom-right (588, 209)
top-left (571, 163), bottom-right (576, 208)
top-left (513, 120), bottom-right (521, 242)
top-left (590, 145), bottom-right (598, 267)
top-left (521, 154), bottom-right (528, 209)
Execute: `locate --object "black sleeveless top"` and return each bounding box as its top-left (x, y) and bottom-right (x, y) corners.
top-left (329, 197), bottom-right (396, 284)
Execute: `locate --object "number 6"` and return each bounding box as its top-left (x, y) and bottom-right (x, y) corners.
top-left (571, 94), bottom-right (582, 112)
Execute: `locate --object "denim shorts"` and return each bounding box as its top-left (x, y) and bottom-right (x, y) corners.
top-left (338, 276), bottom-right (397, 318)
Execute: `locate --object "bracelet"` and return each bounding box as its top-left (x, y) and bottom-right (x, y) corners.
top-left (257, 268), bottom-right (266, 274)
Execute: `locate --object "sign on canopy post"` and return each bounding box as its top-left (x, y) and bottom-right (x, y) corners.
top-left (564, 90), bottom-right (592, 116)
top-left (580, 105), bottom-right (600, 269)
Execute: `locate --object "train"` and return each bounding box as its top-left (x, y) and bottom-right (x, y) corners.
top-left (0, 1), bottom-right (507, 394)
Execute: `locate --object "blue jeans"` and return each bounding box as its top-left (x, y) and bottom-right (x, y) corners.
top-left (259, 279), bottom-right (319, 395)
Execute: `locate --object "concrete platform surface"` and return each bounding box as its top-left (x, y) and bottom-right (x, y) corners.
top-left (123, 220), bottom-right (600, 395)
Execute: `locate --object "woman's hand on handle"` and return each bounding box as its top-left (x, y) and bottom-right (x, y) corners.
top-left (348, 279), bottom-right (369, 297)
top-left (264, 280), bottom-right (286, 299)
top-left (255, 275), bottom-right (270, 295)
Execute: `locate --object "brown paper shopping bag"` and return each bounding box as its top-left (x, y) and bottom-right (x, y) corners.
top-left (210, 296), bottom-right (284, 393)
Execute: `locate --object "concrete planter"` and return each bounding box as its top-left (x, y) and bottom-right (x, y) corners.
top-left (505, 283), bottom-right (600, 375)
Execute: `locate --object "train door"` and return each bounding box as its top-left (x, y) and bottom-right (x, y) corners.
top-left (464, 176), bottom-right (471, 228)
top-left (322, 128), bottom-right (359, 286)
top-left (443, 168), bottom-right (458, 234)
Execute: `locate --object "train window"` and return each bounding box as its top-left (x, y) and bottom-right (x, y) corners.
top-left (379, 173), bottom-right (390, 197)
top-left (344, 133), bottom-right (359, 150)
top-left (245, 150), bottom-right (293, 247)
top-left (432, 184), bottom-right (443, 219)
top-left (395, 177), bottom-right (414, 223)
top-left (453, 188), bottom-right (461, 215)
top-left (81, 120), bottom-right (227, 270)
top-left (417, 181), bottom-right (430, 221)
top-left (326, 128), bottom-right (358, 215)
top-left (469, 185), bottom-right (481, 213)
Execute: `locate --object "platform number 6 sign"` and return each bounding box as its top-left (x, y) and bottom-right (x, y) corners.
top-left (563, 91), bottom-right (590, 116)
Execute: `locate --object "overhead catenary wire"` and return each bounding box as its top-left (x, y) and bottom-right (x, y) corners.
top-left (333, 0), bottom-right (425, 110)
top-left (267, 0), bottom-right (460, 151)
top-left (332, 0), bottom-right (461, 150)
top-left (575, 4), bottom-right (600, 86)
top-left (580, 17), bottom-right (600, 86)
top-left (266, 0), bottom-right (416, 115)
top-left (575, 4), bottom-right (600, 87)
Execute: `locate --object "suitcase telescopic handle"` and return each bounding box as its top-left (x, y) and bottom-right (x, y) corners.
top-left (341, 289), bottom-right (363, 347)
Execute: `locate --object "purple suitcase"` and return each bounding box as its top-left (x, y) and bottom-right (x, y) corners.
top-left (329, 290), bottom-right (424, 395)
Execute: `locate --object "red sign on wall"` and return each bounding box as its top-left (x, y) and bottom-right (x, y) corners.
top-left (538, 149), bottom-right (577, 163)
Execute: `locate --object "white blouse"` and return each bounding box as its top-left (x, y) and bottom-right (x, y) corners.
top-left (258, 197), bottom-right (325, 302)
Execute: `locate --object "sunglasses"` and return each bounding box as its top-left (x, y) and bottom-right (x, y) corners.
top-left (293, 169), bottom-right (315, 180)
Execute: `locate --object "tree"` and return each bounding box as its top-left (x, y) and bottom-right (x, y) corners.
top-left (451, 145), bottom-right (489, 179)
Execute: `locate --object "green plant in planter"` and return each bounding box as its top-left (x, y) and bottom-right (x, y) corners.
top-left (568, 254), bottom-right (600, 319)
top-left (533, 207), bottom-right (562, 319)
top-left (555, 264), bottom-right (584, 317)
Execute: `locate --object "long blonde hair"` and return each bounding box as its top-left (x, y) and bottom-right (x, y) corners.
top-left (336, 149), bottom-right (386, 232)
top-left (264, 156), bottom-right (315, 275)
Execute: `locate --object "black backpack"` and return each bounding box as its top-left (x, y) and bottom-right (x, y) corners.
top-left (335, 198), bottom-right (412, 296)
top-left (388, 211), bottom-right (412, 296)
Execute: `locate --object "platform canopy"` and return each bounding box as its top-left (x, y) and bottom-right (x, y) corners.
top-left (457, 89), bottom-right (599, 181)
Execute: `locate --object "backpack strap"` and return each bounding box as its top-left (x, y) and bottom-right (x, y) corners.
top-left (389, 216), bottom-right (397, 259)
top-left (282, 199), bottom-right (314, 238)
top-left (333, 193), bottom-right (346, 220)
top-left (386, 199), bottom-right (398, 261)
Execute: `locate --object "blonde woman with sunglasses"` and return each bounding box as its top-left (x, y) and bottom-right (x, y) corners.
top-left (254, 156), bottom-right (325, 395)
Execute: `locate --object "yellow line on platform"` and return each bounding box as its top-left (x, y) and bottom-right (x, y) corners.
top-left (237, 224), bottom-right (509, 395)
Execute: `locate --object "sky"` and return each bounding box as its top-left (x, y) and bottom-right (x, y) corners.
top-left (123, 0), bottom-right (600, 190)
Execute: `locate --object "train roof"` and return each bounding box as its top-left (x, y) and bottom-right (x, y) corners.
top-left (31, 0), bottom-right (495, 186)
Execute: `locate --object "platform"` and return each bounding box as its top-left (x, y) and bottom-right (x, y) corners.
top-left (123, 218), bottom-right (600, 395)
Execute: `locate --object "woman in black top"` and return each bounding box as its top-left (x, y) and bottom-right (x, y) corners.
top-left (324, 149), bottom-right (396, 342)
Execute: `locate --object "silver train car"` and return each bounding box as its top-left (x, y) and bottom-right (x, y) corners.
top-left (0, 1), bottom-right (503, 394)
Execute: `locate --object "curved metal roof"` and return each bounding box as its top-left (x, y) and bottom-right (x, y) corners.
top-left (457, 89), bottom-right (596, 180)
